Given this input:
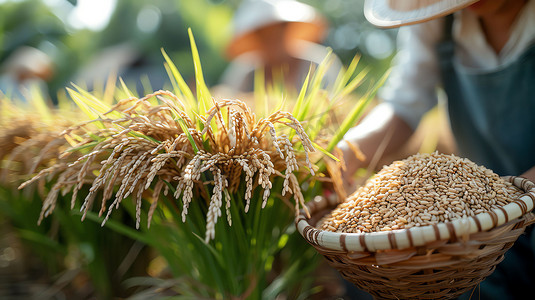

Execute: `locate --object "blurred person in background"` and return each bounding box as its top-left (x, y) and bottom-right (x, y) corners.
top-left (218, 0), bottom-right (343, 96)
top-left (338, 0), bottom-right (535, 299)
top-left (0, 46), bottom-right (55, 102)
top-left (73, 0), bottom-right (191, 96)
top-left (0, 0), bottom-right (74, 105)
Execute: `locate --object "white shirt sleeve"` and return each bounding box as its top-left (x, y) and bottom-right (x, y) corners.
top-left (378, 18), bottom-right (445, 130)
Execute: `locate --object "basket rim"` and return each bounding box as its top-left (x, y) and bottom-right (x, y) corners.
top-left (297, 176), bottom-right (535, 252)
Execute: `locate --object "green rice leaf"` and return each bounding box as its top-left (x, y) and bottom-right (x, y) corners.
top-left (312, 141), bottom-right (340, 162)
top-left (119, 77), bottom-right (136, 98)
top-left (65, 141), bottom-right (100, 152)
top-left (309, 49), bottom-right (333, 90)
top-left (161, 48), bottom-right (196, 109)
top-left (191, 232), bottom-right (224, 265)
top-left (335, 67), bottom-right (371, 102)
top-left (66, 132), bottom-right (85, 143)
top-left (17, 229), bottom-right (65, 254)
top-left (292, 65), bottom-right (312, 120)
top-left (163, 62), bottom-right (185, 101)
top-left (188, 28), bottom-right (212, 116)
top-left (312, 142), bottom-right (340, 162)
top-left (75, 211), bottom-right (152, 245)
top-left (71, 83), bottom-right (122, 118)
top-left (297, 50), bottom-right (334, 121)
top-left (67, 88), bottom-right (105, 129)
top-left (129, 131), bottom-right (162, 144)
top-left (177, 118), bottom-right (199, 154)
top-left (333, 55), bottom-right (361, 95)
top-left (327, 68), bottom-right (391, 152)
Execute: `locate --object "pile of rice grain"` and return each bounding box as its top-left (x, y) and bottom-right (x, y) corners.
top-left (320, 152), bottom-right (523, 233)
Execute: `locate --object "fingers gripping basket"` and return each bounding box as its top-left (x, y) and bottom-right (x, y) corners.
top-left (297, 176), bottom-right (535, 299)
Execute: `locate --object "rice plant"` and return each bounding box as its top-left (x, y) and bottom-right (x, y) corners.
top-left (10, 29), bottom-right (388, 299)
top-left (0, 88), bottom-right (152, 299)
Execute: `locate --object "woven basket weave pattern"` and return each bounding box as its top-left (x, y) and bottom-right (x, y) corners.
top-left (297, 176), bottom-right (535, 299)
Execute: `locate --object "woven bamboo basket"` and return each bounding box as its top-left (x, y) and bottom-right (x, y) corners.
top-left (297, 176), bottom-right (535, 299)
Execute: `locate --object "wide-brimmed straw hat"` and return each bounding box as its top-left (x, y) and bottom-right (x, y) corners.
top-left (364, 0), bottom-right (479, 28)
top-left (225, 0), bottom-right (327, 59)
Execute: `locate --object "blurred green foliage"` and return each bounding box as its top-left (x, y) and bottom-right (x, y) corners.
top-left (0, 185), bottom-right (152, 299)
top-left (0, 0), bottom-right (72, 101)
top-left (0, 0), bottom-right (396, 103)
top-left (0, 0), bottom-right (235, 103)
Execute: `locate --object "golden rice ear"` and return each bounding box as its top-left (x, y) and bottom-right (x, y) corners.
top-left (14, 83), bottom-right (319, 242)
top-left (333, 146), bottom-right (346, 173)
top-left (345, 140), bottom-right (366, 162)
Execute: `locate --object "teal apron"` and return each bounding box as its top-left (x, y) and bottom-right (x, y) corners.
top-left (437, 15), bottom-right (535, 299)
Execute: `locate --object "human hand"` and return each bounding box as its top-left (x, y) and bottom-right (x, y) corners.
top-left (336, 139), bottom-right (366, 188)
top-left (520, 166), bottom-right (535, 183)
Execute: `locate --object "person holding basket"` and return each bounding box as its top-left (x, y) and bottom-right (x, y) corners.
top-left (338, 0), bottom-right (535, 299)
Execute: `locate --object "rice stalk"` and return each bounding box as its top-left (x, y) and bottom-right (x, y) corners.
top-left (19, 89), bottom-right (316, 241)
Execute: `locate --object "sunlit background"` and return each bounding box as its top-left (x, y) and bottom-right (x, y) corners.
top-left (0, 0), bottom-right (397, 103)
